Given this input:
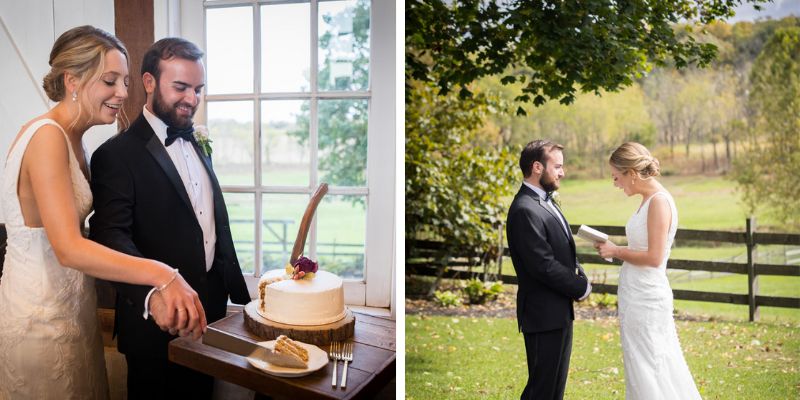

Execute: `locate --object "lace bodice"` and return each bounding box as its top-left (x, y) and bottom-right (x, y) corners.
top-left (0, 119), bottom-right (108, 399)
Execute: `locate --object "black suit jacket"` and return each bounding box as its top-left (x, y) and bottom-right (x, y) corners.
top-left (506, 184), bottom-right (588, 333)
top-left (89, 114), bottom-right (250, 358)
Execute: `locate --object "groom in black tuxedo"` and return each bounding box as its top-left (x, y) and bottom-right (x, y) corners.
top-left (506, 140), bottom-right (592, 400)
top-left (89, 38), bottom-right (250, 399)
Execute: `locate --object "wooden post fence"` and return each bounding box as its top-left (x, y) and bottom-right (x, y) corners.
top-left (746, 217), bottom-right (759, 321)
top-left (407, 218), bottom-right (800, 322)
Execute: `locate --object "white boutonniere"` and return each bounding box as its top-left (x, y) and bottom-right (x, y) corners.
top-left (193, 125), bottom-right (213, 157)
top-left (551, 191), bottom-right (562, 209)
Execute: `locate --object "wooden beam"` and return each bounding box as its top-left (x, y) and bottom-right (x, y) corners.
top-left (114, 0), bottom-right (154, 130)
top-left (753, 232), bottom-right (800, 246)
top-left (756, 295), bottom-right (800, 308)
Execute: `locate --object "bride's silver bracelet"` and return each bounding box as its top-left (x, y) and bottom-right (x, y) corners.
top-left (156, 268), bottom-right (180, 292)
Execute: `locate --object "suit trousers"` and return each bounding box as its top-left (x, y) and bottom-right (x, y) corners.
top-left (521, 321), bottom-right (573, 400)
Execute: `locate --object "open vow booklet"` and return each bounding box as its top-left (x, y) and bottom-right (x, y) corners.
top-left (576, 225), bottom-right (613, 262)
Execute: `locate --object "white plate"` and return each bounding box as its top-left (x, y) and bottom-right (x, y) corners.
top-left (246, 340), bottom-right (329, 377)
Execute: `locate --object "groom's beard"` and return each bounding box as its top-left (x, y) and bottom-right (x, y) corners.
top-left (540, 170), bottom-right (560, 192)
top-left (152, 82), bottom-right (196, 129)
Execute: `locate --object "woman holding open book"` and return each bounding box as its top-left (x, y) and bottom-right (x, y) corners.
top-left (593, 142), bottom-right (701, 400)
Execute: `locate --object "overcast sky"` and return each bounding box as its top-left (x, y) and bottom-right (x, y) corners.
top-left (728, 0), bottom-right (800, 22)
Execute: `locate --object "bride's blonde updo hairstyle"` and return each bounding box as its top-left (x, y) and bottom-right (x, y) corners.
top-left (42, 26), bottom-right (128, 126)
top-left (609, 142), bottom-right (660, 179)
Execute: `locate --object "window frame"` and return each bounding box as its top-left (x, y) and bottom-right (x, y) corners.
top-left (174, 0), bottom-right (394, 308)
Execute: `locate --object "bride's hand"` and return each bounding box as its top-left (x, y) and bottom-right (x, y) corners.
top-left (158, 272), bottom-right (207, 339)
top-left (594, 241), bottom-right (618, 259)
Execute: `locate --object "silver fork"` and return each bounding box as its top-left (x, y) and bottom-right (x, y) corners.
top-left (329, 341), bottom-right (340, 387)
top-left (340, 342), bottom-right (353, 388)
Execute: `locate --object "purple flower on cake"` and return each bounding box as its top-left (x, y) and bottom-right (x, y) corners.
top-left (290, 256), bottom-right (318, 280)
top-left (294, 256), bottom-right (318, 273)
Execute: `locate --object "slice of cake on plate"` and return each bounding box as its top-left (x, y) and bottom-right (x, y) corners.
top-left (260, 335), bottom-right (309, 369)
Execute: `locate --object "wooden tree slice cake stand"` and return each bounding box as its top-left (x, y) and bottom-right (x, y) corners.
top-left (243, 300), bottom-right (355, 346)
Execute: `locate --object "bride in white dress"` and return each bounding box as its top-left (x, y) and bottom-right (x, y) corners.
top-left (0, 26), bottom-right (205, 399)
top-left (594, 142), bottom-right (702, 400)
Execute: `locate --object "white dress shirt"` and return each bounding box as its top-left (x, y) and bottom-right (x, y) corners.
top-left (142, 106), bottom-right (216, 318)
top-left (522, 181), bottom-right (592, 301)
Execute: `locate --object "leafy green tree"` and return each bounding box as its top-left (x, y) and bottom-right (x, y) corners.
top-left (406, 0), bottom-right (769, 109)
top-left (406, 81), bottom-right (517, 294)
top-left (732, 27), bottom-right (800, 228)
top-left (726, 17), bottom-right (800, 69)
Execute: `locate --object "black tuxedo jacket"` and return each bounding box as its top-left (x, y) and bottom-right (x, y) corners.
top-left (506, 184), bottom-right (588, 333)
top-left (89, 114), bottom-right (250, 358)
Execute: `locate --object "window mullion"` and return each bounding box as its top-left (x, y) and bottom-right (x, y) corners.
top-left (253, 5), bottom-right (262, 277)
top-left (309, 0), bottom-right (319, 260)
top-left (253, 3), bottom-right (263, 277)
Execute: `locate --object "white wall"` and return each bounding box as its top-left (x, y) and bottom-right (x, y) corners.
top-left (0, 0), bottom-right (117, 222)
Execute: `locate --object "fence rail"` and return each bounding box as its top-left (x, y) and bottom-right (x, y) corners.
top-left (407, 218), bottom-right (800, 321)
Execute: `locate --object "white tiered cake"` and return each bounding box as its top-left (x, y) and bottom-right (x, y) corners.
top-left (257, 269), bottom-right (347, 326)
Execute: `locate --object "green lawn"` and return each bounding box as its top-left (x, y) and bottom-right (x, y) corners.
top-left (406, 315), bottom-right (800, 400)
top-left (557, 175), bottom-right (785, 231)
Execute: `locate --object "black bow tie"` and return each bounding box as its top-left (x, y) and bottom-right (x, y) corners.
top-left (545, 192), bottom-right (554, 202)
top-left (165, 125), bottom-right (195, 147)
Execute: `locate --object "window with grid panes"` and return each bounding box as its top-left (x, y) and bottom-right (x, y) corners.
top-left (198, 0), bottom-right (391, 306)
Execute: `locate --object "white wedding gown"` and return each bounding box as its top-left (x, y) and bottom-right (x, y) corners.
top-left (617, 191), bottom-right (701, 400)
top-left (0, 119), bottom-right (109, 399)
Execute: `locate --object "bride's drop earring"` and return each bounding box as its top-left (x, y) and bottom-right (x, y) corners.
top-left (72, 91), bottom-right (77, 102)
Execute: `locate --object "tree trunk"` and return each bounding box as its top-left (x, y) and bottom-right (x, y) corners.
top-left (426, 255), bottom-right (451, 297)
top-left (725, 136), bottom-right (732, 169)
top-left (685, 137), bottom-right (691, 157)
top-left (700, 145), bottom-right (706, 173)
top-left (670, 134), bottom-right (675, 159)
top-left (712, 141), bottom-right (719, 171)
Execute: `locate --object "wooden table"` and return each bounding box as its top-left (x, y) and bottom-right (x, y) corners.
top-left (169, 310), bottom-right (395, 400)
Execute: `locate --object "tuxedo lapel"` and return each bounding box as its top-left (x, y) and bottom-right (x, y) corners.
top-left (551, 201), bottom-right (575, 245)
top-left (521, 185), bottom-right (572, 243)
top-left (538, 198), bottom-right (572, 241)
top-left (536, 197), bottom-right (560, 224)
top-left (144, 133), bottom-right (194, 212)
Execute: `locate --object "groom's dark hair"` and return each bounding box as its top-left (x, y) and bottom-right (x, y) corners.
top-left (520, 140), bottom-right (564, 178)
top-left (141, 38), bottom-right (204, 83)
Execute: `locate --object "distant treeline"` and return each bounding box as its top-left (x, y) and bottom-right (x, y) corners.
top-left (474, 17), bottom-right (800, 178)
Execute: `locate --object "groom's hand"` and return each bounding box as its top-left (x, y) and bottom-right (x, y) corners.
top-left (158, 274), bottom-right (208, 339)
top-left (149, 294), bottom-right (206, 341)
